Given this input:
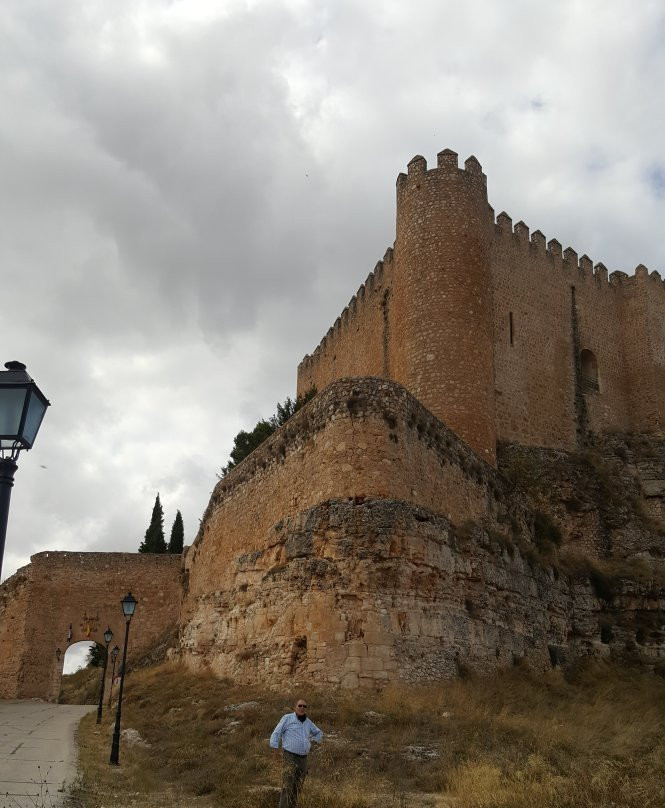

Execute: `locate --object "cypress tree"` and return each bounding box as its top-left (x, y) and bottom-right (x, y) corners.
top-left (138, 494), bottom-right (167, 553)
top-left (168, 510), bottom-right (184, 554)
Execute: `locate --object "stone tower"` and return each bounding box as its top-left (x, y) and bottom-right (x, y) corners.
top-left (392, 149), bottom-right (497, 464)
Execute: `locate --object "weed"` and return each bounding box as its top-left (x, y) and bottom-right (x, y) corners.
top-left (533, 511), bottom-right (562, 552)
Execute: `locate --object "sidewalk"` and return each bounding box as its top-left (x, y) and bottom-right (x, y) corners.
top-left (0, 701), bottom-right (95, 808)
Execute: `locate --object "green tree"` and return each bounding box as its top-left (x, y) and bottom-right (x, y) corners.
top-left (86, 643), bottom-right (105, 668)
top-left (221, 389), bottom-right (316, 475)
top-left (168, 510), bottom-right (184, 554)
top-left (138, 494), bottom-right (167, 553)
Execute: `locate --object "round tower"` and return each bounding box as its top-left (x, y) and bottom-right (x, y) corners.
top-left (392, 149), bottom-right (497, 465)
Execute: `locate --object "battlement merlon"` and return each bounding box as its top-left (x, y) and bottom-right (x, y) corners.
top-left (300, 147), bottom-right (664, 449)
top-left (297, 244), bottom-right (395, 391)
top-left (634, 264), bottom-right (665, 295)
top-left (396, 150), bottom-right (488, 194)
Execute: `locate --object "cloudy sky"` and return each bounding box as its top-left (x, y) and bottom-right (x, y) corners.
top-left (1, 0), bottom-right (664, 582)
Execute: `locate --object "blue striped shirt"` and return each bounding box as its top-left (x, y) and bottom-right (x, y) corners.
top-left (269, 713), bottom-right (324, 755)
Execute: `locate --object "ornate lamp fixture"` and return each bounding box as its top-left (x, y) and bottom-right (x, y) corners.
top-left (0, 361), bottom-right (50, 578)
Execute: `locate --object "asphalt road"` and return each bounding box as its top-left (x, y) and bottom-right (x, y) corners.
top-left (0, 701), bottom-right (95, 808)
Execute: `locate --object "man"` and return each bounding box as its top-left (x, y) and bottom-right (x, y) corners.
top-left (269, 698), bottom-right (324, 808)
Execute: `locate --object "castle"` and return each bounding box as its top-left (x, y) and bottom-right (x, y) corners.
top-left (1, 149), bottom-right (663, 698)
top-left (298, 149), bottom-right (665, 463)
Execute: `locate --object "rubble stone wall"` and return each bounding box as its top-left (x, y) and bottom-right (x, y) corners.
top-left (180, 380), bottom-right (665, 687)
top-left (183, 377), bottom-right (501, 596)
top-left (181, 495), bottom-right (665, 688)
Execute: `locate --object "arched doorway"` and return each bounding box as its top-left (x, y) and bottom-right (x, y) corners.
top-left (0, 551), bottom-right (182, 701)
top-left (58, 641), bottom-right (105, 704)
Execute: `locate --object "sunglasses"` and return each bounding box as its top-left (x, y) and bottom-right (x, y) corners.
top-left (296, 704), bottom-right (307, 708)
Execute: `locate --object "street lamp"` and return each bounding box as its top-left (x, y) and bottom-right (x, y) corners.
top-left (110, 592), bottom-right (137, 765)
top-left (96, 627), bottom-right (113, 724)
top-left (108, 644), bottom-right (120, 708)
top-left (0, 361), bottom-right (49, 579)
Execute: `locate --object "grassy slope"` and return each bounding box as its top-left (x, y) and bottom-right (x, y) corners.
top-left (69, 659), bottom-right (665, 808)
top-left (60, 666), bottom-right (103, 705)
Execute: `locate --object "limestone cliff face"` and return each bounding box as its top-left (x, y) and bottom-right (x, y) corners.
top-left (180, 380), bottom-right (665, 687)
top-left (181, 498), bottom-right (578, 686)
top-left (499, 437), bottom-right (665, 559)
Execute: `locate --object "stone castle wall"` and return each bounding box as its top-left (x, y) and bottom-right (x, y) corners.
top-left (619, 266), bottom-right (665, 434)
top-left (0, 552), bottom-right (182, 701)
top-left (180, 383), bottom-right (665, 686)
top-left (182, 497), bottom-right (580, 688)
top-left (180, 377), bottom-right (507, 683)
top-left (1, 148), bottom-right (663, 698)
top-left (297, 149), bottom-right (665, 458)
top-left (297, 253), bottom-right (394, 396)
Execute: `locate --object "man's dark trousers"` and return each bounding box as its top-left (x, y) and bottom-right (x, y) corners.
top-left (279, 750), bottom-right (308, 808)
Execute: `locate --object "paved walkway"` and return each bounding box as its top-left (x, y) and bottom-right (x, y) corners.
top-left (0, 701), bottom-right (94, 808)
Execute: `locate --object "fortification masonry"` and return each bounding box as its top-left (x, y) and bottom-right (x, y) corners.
top-left (298, 149), bottom-right (665, 459)
top-left (0, 552), bottom-right (182, 701)
top-left (1, 147), bottom-right (663, 697)
top-left (180, 378), bottom-right (665, 686)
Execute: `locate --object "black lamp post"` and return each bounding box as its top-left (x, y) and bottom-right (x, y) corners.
top-left (110, 592), bottom-right (137, 765)
top-left (0, 361), bottom-right (49, 580)
top-left (96, 627), bottom-right (113, 724)
top-left (108, 644), bottom-right (120, 708)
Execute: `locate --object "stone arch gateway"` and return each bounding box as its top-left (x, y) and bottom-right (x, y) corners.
top-left (0, 552), bottom-right (183, 701)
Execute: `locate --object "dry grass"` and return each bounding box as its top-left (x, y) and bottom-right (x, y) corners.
top-left (59, 665), bottom-right (102, 705)
top-left (68, 659), bottom-right (665, 808)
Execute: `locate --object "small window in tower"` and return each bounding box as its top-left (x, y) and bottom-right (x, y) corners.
top-left (580, 349), bottom-right (599, 393)
top-left (509, 312), bottom-right (514, 346)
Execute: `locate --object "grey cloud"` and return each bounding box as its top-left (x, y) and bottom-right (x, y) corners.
top-left (1, 0), bottom-right (664, 580)
top-left (648, 166), bottom-right (665, 198)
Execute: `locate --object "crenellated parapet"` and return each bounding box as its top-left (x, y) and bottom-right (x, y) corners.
top-left (491, 206), bottom-right (665, 298)
top-left (297, 248), bottom-right (395, 396)
top-left (395, 149), bottom-right (488, 200)
top-left (298, 146), bottom-right (664, 454)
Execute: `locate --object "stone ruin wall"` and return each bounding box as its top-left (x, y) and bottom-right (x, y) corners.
top-left (0, 552), bottom-right (182, 701)
top-left (0, 564), bottom-right (31, 698)
top-left (180, 377), bottom-right (506, 686)
top-left (297, 150), bottom-right (665, 458)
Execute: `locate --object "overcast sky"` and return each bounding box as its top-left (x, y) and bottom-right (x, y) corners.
top-left (1, 0), bottom-right (664, 582)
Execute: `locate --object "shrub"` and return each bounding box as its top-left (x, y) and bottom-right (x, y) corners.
top-left (533, 511), bottom-right (563, 550)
